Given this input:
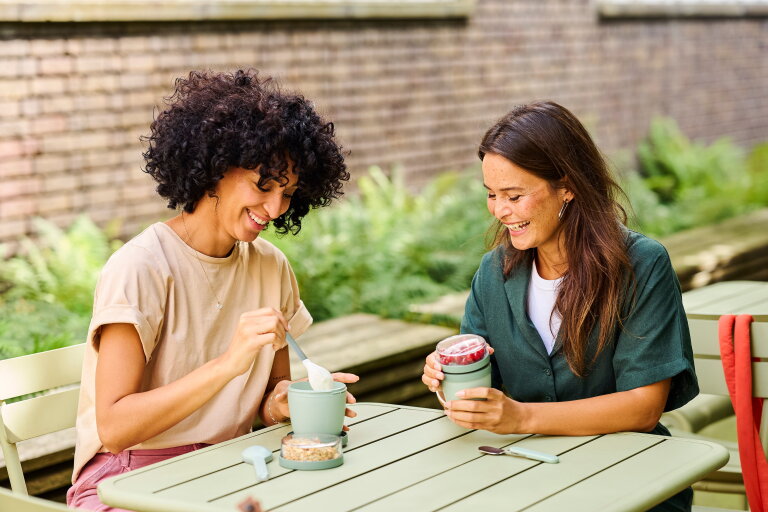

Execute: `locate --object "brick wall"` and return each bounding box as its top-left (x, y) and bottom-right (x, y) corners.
top-left (1, 0), bottom-right (767, 246)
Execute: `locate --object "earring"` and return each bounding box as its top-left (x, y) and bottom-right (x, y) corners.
top-left (558, 199), bottom-right (570, 220)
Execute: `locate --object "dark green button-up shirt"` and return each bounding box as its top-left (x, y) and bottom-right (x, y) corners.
top-left (461, 229), bottom-right (698, 415)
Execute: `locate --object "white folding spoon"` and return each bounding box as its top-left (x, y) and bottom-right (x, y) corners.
top-left (285, 332), bottom-right (333, 391)
top-left (241, 445), bottom-right (273, 481)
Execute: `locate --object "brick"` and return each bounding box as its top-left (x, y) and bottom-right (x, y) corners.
top-left (30, 39), bottom-right (66, 57)
top-left (0, 158), bottom-right (32, 179)
top-left (0, 78), bottom-right (29, 99)
top-left (40, 96), bottom-right (75, 115)
top-left (36, 192), bottom-right (72, 215)
top-left (40, 133), bottom-right (76, 153)
top-left (32, 154), bottom-right (65, 174)
top-left (0, 58), bottom-right (19, 78)
top-left (31, 77), bottom-right (67, 96)
top-left (0, 40), bottom-right (29, 58)
top-left (118, 36), bottom-right (150, 54)
top-left (0, 99), bottom-right (21, 118)
top-left (0, 196), bottom-right (36, 218)
top-left (0, 118), bottom-right (28, 138)
top-left (118, 73), bottom-right (150, 90)
top-left (75, 55), bottom-right (113, 74)
top-left (0, 139), bottom-right (23, 158)
top-left (29, 115), bottom-right (68, 136)
top-left (81, 38), bottom-right (116, 54)
top-left (81, 168), bottom-right (114, 187)
top-left (83, 112), bottom-right (120, 131)
top-left (0, 177), bottom-right (41, 200)
top-left (38, 56), bottom-right (73, 76)
top-left (86, 186), bottom-right (120, 205)
top-left (43, 173), bottom-right (79, 193)
top-left (74, 93), bottom-right (110, 111)
top-left (124, 54), bottom-right (155, 72)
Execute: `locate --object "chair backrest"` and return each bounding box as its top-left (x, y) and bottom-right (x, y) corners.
top-left (688, 316), bottom-right (768, 453)
top-left (0, 344), bottom-right (85, 495)
top-left (0, 485), bottom-right (85, 511)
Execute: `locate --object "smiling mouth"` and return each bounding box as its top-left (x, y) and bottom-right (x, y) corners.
top-left (506, 221), bottom-right (530, 232)
top-left (247, 209), bottom-right (269, 226)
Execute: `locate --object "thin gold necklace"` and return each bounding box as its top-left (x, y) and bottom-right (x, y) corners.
top-left (181, 212), bottom-right (224, 311)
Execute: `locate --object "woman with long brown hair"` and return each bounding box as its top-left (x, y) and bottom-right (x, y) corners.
top-left (422, 101), bottom-right (697, 511)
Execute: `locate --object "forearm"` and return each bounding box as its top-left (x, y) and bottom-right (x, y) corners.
top-left (519, 383), bottom-right (669, 435)
top-left (97, 357), bottom-right (233, 452)
top-left (258, 347), bottom-right (291, 426)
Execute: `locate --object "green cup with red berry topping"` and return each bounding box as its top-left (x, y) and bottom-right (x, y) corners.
top-left (435, 334), bottom-right (491, 405)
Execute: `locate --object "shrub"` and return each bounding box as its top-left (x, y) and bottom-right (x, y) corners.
top-left (263, 166), bottom-right (488, 321)
top-left (622, 118), bottom-right (768, 237)
top-left (0, 216), bottom-right (123, 358)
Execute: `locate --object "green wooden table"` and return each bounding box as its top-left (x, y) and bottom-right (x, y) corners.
top-left (98, 403), bottom-right (728, 512)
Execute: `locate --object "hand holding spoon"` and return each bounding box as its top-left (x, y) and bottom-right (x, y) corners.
top-left (478, 445), bottom-right (559, 464)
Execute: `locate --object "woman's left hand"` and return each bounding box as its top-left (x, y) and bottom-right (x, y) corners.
top-left (270, 372), bottom-right (360, 430)
top-left (442, 387), bottom-right (527, 434)
top-left (331, 372), bottom-right (359, 430)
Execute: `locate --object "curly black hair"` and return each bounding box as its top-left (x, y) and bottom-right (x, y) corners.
top-left (142, 69), bottom-right (348, 234)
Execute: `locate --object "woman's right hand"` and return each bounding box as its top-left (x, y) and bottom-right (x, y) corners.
top-left (222, 308), bottom-right (289, 377)
top-left (421, 351), bottom-right (444, 392)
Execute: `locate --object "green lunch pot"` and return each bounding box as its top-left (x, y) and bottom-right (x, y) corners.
top-left (438, 353), bottom-right (492, 405)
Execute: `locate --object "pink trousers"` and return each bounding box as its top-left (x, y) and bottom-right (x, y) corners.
top-left (66, 444), bottom-right (209, 512)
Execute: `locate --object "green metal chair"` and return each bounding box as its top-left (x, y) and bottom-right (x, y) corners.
top-left (0, 485), bottom-right (86, 511)
top-left (668, 309), bottom-right (768, 497)
top-left (0, 344), bottom-right (85, 495)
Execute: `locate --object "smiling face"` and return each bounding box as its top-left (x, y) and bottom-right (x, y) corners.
top-left (482, 153), bottom-right (573, 274)
top-left (214, 166), bottom-right (299, 245)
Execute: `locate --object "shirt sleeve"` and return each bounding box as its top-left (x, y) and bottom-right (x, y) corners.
top-left (612, 239), bottom-right (699, 411)
top-left (87, 244), bottom-right (167, 362)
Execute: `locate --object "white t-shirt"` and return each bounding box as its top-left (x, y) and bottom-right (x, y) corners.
top-left (527, 261), bottom-right (563, 355)
top-left (72, 222), bottom-right (312, 482)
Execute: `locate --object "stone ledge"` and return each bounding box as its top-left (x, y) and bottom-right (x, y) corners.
top-left (597, 0), bottom-right (768, 18)
top-left (0, 0), bottom-right (475, 22)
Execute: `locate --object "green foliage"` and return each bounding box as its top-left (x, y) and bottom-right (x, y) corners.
top-left (0, 216), bottom-right (123, 358)
top-left (0, 298), bottom-right (87, 358)
top-left (622, 118), bottom-right (768, 237)
top-left (263, 166), bottom-right (489, 322)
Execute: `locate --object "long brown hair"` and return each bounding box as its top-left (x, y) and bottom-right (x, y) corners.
top-left (479, 101), bottom-right (632, 377)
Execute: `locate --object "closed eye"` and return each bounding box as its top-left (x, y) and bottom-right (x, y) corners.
top-left (487, 193), bottom-right (521, 202)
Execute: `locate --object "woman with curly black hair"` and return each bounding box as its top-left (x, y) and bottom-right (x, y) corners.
top-left (67, 69), bottom-right (357, 511)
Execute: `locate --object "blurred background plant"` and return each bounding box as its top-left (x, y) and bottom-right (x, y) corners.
top-left (262, 166), bottom-right (488, 322)
top-left (0, 216), bottom-right (123, 358)
top-left (1, 118), bottom-right (765, 357)
top-left (621, 117), bottom-right (768, 237)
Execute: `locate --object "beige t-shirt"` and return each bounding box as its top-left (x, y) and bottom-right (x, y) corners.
top-left (72, 222), bottom-right (312, 482)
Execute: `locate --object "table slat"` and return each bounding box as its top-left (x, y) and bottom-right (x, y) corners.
top-left (357, 435), bottom-right (604, 512)
top-left (436, 434), bottom-right (661, 512)
top-left (211, 416), bottom-right (466, 509)
top-left (271, 430), bottom-right (536, 512)
top-left (688, 320), bottom-right (768, 358)
top-left (522, 435), bottom-right (729, 512)
top-left (103, 403), bottom-right (397, 494)
top-left (158, 407), bottom-right (443, 504)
